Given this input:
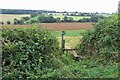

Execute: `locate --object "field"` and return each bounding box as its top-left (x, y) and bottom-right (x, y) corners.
top-left (0, 14), bottom-right (30, 24)
top-left (28, 15), bottom-right (90, 22)
top-left (2, 13), bottom-right (118, 78)
top-left (53, 15), bottom-right (90, 20)
top-left (2, 22), bottom-right (93, 48)
top-left (2, 23), bottom-right (93, 30)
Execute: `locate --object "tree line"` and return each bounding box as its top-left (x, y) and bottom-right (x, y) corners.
top-left (0, 15), bottom-right (105, 25)
top-left (1, 9), bottom-right (56, 14)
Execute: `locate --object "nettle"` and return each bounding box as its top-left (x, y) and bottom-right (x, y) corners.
top-left (2, 28), bottom-right (60, 79)
top-left (78, 14), bottom-right (119, 60)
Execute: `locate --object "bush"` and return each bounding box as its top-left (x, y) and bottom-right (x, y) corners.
top-left (29, 20), bottom-right (37, 24)
top-left (2, 28), bottom-right (60, 79)
top-left (7, 21), bottom-right (11, 25)
top-left (0, 21), bottom-right (4, 25)
top-left (14, 18), bottom-right (24, 25)
top-left (78, 14), bottom-right (119, 60)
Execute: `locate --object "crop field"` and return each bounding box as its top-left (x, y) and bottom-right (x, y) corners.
top-left (40, 23), bottom-right (93, 30)
top-left (0, 14), bottom-right (30, 24)
top-left (2, 22), bottom-right (93, 30)
top-left (2, 23), bottom-right (91, 48)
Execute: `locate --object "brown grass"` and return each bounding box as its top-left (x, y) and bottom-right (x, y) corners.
top-left (0, 14), bottom-right (30, 23)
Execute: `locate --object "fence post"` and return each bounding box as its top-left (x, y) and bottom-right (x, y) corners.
top-left (61, 31), bottom-right (65, 54)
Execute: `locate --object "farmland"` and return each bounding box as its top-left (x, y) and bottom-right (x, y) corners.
top-left (29, 15), bottom-right (90, 21)
top-left (1, 12), bottom-right (118, 79)
top-left (2, 23), bottom-right (93, 30)
top-left (2, 22), bottom-right (92, 48)
top-left (0, 14), bottom-right (30, 24)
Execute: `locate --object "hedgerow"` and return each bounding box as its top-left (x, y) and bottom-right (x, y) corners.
top-left (78, 14), bottom-right (119, 60)
top-left (2, 28), bottom-right (60, 79)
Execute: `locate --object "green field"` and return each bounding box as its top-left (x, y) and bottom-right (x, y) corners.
top-left (49, 30), bottom-right (87, 37)
top-left (53, 15), bottom-right (90, 21)
top-left (28, 15), bottom-right (90, 22)
top-left (50, 30), bottom-right (87, 48)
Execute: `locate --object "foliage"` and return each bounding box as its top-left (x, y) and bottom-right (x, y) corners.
top-left (78, 18), bottom-right (90, 22)
top-left (78, 14), bottom-right (119, 60)
top-left (38, 15), bottom-right (56, 23)
top-left (0, 21), bottom-right (4, 25)
top-left (21, 17), bottom-right (30, 21)
top-left (79, 16), bottom-right (105, 22)
top-left (40, 53), bottom-right (118, 78)
top-left (14, 18), bottom-right (24, 25)
top-left (30, 13), bottom-right (38, 18)
top-left (6, 21), bottom-right (11, 25)
top-left (29, 20), bottom-right (37, 24)
top-left (2, 28), bottom-right (60, 79)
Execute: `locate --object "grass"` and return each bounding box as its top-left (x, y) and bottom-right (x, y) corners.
top-left (49, 30), bottom-right (87, 37)
top-left (53, 15), bottom-right (90, 21)
top-left (49, 30), bottom-right (87, 48)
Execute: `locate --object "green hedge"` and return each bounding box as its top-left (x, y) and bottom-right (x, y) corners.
top-left (2, 28), bottom-right (60, 79)
top-left (78, 14), bottom-right (119, 60)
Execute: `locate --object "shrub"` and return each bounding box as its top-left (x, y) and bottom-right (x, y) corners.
top-left (7, 21), bottom-right (11, 25)
top-left (0, 21), bottom-right (4, 25)
top-left (2, 28), bottom-right (60, 79)
top-left (78, 14), bottom-right (119, 60)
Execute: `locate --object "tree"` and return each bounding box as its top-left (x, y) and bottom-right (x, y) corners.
top-left (56, 17), bottom-right (61, 22)
top-left (63, 16), bottom-right (68, 22)
top-left (22, 17), bottom-right (30, 21)
top-left (17, 20), bottom-right (24, 25)
top-left (0, 21), bottom-right (4, 25)
top-left (38, 16), bottom-right (56, 23)
top-left (7, 21), bottom-right (11, 25)
top-left (79, 18), bottom-right (90, 22)
top-left (68, 17), bottom-right (73, 22)
top-left (30, 13), bottom-right (38, 18)
top-left (14, 18), bottom-right (24, 25)
top-left (29, 20), bottom-right (37, 24)
top-left (14, 18), bottom-right (18, 25)
top-left (90, 16), bottom-right (98, 22)
top-left (38, 15), bottom-right (46, 23)
top-left (46, 16), bottom-right (56, 23)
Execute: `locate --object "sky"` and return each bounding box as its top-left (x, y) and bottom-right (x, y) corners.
top-left (0, 0), bottom-right (119, 13)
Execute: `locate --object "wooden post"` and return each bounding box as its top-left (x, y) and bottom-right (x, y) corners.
top-left (61, 31), bottom-right (65, 54)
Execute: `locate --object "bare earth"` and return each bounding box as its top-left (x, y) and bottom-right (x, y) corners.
top-left (41, 23), bottom-right (93, 30)
top-left (2, 22), bottom-right (93, 30)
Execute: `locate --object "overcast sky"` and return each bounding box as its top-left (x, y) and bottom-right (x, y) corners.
top-left (0, 0), bottom-right (119, 13)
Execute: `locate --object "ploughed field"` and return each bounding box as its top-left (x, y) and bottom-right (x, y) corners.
top-left (2, 23), bottom-right (93, 30)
